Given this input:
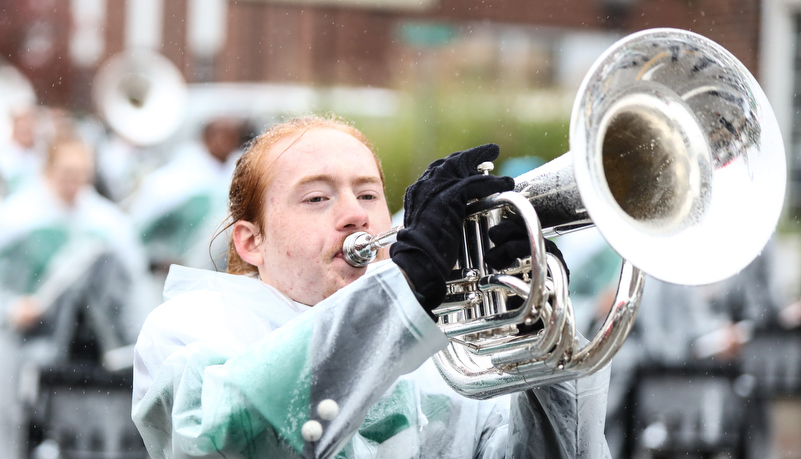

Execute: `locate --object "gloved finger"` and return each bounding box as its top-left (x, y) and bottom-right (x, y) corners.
top-left (487, 216), bottom-right (531, 269)
top-left (490, 219), bottom-right (565, 256)
top-left (456, 174), bottom-right (515, 203)
top-left (486, 233), bottom-right (570, 283)
top-left (488, 218), bottom-right (527, 245)
top-left (545, 239), bottom-right (570, 283)
top-left (455, 143), bottom-right (501, 173)
top-left (485, 240), bottom-right (530, 270)
top-left (428, 144), bottom-right (501, 180)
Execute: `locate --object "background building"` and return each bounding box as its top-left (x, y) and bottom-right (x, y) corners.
top-left (0, 0), bottom-right (764, 98)
top-left (1, 0), bottom-right (783, 215)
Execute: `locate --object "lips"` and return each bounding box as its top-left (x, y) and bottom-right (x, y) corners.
top-left (330, 235), bottom-right (352, 262)
top-left (331, 233), bottom-right (366, 265)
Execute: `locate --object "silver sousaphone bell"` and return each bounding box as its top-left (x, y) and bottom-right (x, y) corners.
top-left (93, 49), bottom-right (188, 147)
top-left (343, 28), bottom-right (787, 399)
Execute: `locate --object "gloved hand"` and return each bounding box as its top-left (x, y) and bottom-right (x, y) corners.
top-left (390, 144), bottom-right (514, 317)
top-left (484, 214), bottom-right (570, 283)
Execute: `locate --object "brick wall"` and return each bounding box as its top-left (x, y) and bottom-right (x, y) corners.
top-left (420, 0), bottom-right (761, 74)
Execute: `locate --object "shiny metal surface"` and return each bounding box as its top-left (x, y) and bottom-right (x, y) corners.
top-left (433, 260), bottom-right (644, 399)
top-left (436, 192), bottom-right (546, 338)
top-left (341, 28), bottom-right (785, 398)
top-left (569, 28), bottom-right (785, 286)
top-left (342, 226), bottom-right (401, 268)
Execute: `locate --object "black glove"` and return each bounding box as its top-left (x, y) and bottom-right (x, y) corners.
top-left (484, 214), bottom-right (570, 283)
top-left (390, 144), bottom-right (515, 316)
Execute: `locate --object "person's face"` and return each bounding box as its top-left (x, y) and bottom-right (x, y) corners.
top-left (12, 109), bottom-right (36, 149)
top-left (46, 143), bottom-right (94, 206)
top-left (204, 120), bottom-right (241, 162)
top-left (248, 128), bottom-right (391, 305)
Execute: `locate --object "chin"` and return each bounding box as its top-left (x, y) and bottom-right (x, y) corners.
top-left (340, 269), bottom-right (366, 287)
top-left (322, 268), bottom-right (366, 299)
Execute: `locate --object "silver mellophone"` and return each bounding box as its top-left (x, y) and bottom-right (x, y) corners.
top-left (342, 28), bottom-right (786, 399)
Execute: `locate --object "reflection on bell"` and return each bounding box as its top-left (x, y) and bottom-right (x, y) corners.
top-left (517, 27), bottom-right (786, 286)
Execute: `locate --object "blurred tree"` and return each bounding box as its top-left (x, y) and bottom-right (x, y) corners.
top-left (352, 88), bottom-right (569, 213)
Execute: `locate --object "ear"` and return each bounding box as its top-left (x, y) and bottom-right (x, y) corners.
top-left (232, 220), bottom-right (264, 267)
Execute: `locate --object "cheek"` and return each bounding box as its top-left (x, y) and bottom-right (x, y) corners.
top-left (367, 202), bottom-right (392, 231)
top-left (263, 212), bottom-right (319, 260)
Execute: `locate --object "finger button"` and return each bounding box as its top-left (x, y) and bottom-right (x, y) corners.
top-left (477, 161), bottom-right (494, 175)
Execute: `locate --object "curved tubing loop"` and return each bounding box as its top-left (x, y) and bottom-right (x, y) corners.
top-left (508, 260), bottom-right (644, 385)
top-left (435, 191), bottom-right (548, 338)
top-left (487, 253), bottom-right (570, 367)
top-left (567, 260), bottom-right (644, 373)
top-left (432, 258), bottom-right (644, 399)
top-left (534, 254), bottom-right (577, 368)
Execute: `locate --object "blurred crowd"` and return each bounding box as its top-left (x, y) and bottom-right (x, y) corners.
top-left (0, 102), bottom-right (250, 458)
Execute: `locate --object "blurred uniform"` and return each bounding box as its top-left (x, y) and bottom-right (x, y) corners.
top-left (127, 119), bottom-right (244, 274)
top-left (0, 178), bottom-right (151, 350)
top-left (707, 240), bottom-right (783, 332)
top-left (699, 241), bottom-right (786, 458)
top-left (0, 106), bottom-right (41, 199)
top-left (0, 135), bottom-right (151, 458)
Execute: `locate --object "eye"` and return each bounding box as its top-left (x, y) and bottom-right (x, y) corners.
top-left (304, 195), bottom-right (328, 203)
top-left (359, 193), bottom-right (378, 201)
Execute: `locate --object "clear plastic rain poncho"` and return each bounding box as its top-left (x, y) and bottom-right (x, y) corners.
top-left (132, 260), bottom-right (612, 459)
top-left (0, 178), bottom-right (153, 347)
top-left (0, 177), bottom-right (155, 458)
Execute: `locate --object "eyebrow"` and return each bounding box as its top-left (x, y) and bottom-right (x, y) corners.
top-left (293, 174), bottom-right (383, 188)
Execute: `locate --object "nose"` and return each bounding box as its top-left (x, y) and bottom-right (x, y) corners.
top-left (336, 193), bottom-right (369, 231)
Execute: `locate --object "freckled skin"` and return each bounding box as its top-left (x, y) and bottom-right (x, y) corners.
top-left (254, 128), bottom-right (392, 305)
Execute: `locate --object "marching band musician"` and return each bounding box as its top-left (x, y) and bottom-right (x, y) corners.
top-left (131, 115), bottom-right (613, 458)
top-left (0, 133), bottom-right (152, 458)
top-left (127, 117), bottom-right (246, 277)
top-left (0, 133), bottom-right (151, 358)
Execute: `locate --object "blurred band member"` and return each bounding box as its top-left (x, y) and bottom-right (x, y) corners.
top-left (128, 117), bottom-right (245, 276)
top-left (0, 105), bottom-right (40, 198)
top-left (0, 134), bottom-right (151, 359)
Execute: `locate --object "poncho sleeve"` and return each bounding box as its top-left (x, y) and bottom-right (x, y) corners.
top-left (131, 261), bottom-right (448, 458)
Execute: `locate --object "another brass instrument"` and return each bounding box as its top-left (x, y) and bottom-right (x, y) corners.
top-left (93, 49), bottom-right (188, 147)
